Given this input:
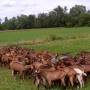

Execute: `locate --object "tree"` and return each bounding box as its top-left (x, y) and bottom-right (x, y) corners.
top-left (87, 10), bottom-right (90, 14)
top-left (53, 6), bottom-right (67, 27)
top-left (78, 13), bottom-right (90, 26)
top-left (0, 5), bottom-right (90, 30)
top-left (16, 15), bottom-right (28, 29)
top-left (27, 15), bottom-right (36, 28)
top-left (3, 17), bottom-right (9, 29)
top-left (0, 18), bottom-right (3, 30)
top-left (70, 5), bottom-right (86, 16)
top-left (48, 11), bottom-right (57, 27)
top-left (37, 13), bottom-right (49, 28)
top-left (69, 5), bottom-right (86, 26)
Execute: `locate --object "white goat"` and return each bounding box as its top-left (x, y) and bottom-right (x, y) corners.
top-left (74, 68), bottom-right (87, 88)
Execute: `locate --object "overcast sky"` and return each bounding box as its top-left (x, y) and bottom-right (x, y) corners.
top-left (0, 0), bottom-right (90, 21)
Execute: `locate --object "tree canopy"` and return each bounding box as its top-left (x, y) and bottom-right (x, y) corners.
top-left (0, 5), bottom-right (90, 30)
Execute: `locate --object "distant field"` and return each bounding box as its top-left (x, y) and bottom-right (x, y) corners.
top-left (0, 27), bottom-right (90, 90)
top-left (0, 27), bottom-right (90, 54)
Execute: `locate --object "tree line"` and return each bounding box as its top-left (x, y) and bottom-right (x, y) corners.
top-left (0, 5), bottom-right (90, 30)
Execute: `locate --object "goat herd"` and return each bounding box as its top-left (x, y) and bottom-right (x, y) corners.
top-left (0, 45), bottom-right (90, 90)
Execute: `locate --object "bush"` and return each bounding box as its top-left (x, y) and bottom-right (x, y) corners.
top-left (49, 34), bottom-right (63, 41)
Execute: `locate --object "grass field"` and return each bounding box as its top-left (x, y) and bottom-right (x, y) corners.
top-left (0, 27), bottom-right (90, 90)
top-left (0, 27), bottom-right (90, 54)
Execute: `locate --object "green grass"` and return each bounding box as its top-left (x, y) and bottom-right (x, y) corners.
top-left (0, 68), bottom-right (38, 90)
top-left (0, 27), bottom-right (90, 44)
top-left (0, 27), bottom-right (90, 90)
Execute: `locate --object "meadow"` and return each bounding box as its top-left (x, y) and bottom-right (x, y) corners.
top-left (0, 27), bottom-right (90, 54)
top-left (0, 27), bottom-right (90, 90)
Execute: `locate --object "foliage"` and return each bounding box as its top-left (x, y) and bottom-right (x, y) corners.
top-left (49, 34), bottom-right (63, 41)
top-left (0, 5), bottom-right (90, 30)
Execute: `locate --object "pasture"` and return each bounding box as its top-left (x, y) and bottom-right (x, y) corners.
top-left (0, 27), bottom-right (90, 90)
top-left (0, 27), bottom-right (90, 54)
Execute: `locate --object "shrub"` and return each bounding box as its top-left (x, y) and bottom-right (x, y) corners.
top-left (49, 34), bottom-right (63, 41)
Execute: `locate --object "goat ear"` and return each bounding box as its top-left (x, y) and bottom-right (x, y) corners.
top-left (83, 73), bottom-right (87, 76)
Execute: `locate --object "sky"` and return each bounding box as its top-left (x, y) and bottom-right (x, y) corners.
top-left (0, 0), bottom-right (90, 21)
